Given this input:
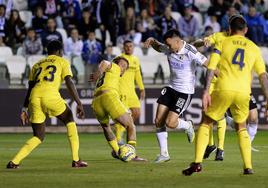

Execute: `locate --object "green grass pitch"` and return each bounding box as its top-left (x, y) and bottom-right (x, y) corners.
top-left (1, 131), bottom-right (268, 188)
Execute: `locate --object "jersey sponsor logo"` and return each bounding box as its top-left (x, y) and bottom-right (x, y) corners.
top-left (176, 97), bottom-right (185, 109)
top-left (161, 88), bottom-right (167, 95)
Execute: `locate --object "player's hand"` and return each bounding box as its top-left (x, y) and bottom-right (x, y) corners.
top-left (144, 37), bottom-right (155, 48)
top-left (204, 38), bottom-right (211, 47)
top-left (202, 90), bottom-right (211, 112)
top-left (20, 109), bottom-right (29, 126)
top-left (76, 103), bottom-right (85, 119)
top-left (140, 90), bottom-right (145, 100)
top-left (88, 72), bottom-right (99, 82)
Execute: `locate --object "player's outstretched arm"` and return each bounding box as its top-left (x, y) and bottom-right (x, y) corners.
top-left (20, 81), bottom-right (35, 125)
top-left (144, 37), bottom-right (167, 53)
top-left (202, 69), bottom-right (215, 112)
top-left (65, 76), bottom-right (85, 119)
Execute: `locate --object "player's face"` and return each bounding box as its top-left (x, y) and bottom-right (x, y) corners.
top-left (165, 37), bottom-right (180, 52)
top-left (123, 42), bottom-right (134, 55)
top-left (118, 60), bottom-right (128, 76)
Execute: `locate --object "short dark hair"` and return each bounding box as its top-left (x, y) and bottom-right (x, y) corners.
top-left (123, 40), bottom-right (133, 46)
top-left (0, 4), bottom-right (6, 10)
top-left (229, 15), bottom-right (247, 32)
top-left (47, 40), bottom-right (63, 55)
top-left (163, 29), bottom-right (181, 41)
top-left (112, 56), bottom-right (129, 69)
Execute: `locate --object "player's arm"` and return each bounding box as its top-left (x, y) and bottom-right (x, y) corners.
top-left (21, 81), bottom-right (35, 125)
top-left (65, 76), bottom-right (85, 119)
top-left (144, 37), bottom-right (169, 53)
top-left (135, 59), bottom-right (145, 100)
top-left (89, 60), bottom-right (112, 82)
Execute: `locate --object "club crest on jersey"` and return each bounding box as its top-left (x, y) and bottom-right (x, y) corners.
top-left (176, 98), bottom-right (185, 108)
top-left (161, 88), bottom-right (167, 95)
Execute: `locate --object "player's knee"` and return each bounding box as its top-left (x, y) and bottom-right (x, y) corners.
top-left (35, 134), bottom-right (45, 142)
top-left (165, 119), bottom-right (177, 129)
top-left (155, 117), bottom-right (164, 128)
top-left (131, 109), bottom-right (140, 121)
top-left (248, 115), bottom-right (258, 124)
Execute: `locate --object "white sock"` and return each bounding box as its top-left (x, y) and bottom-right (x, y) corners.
top-left (156, 131), bottom-right (169, 156)
top-left (247, 123), bottom-right (258, 142)
top-left (175, 119), bottom-right (190, 131)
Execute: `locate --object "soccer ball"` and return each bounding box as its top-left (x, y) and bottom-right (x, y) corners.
top-left (118, 144), bottom-right (136, 162)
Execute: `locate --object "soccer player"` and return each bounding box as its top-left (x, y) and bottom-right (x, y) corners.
top-left (114, 40), bottom-right (145, 144)
top-left (7, 40), bottom-right (88, 169)
top-left (144, 29), bottom-right (208, 163)
top-left (182, 15), bottom-right (268, 175)
top-left (91, 56), bottom-right (144, 161)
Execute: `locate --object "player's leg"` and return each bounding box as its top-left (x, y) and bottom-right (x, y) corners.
top-left (154, 104), bottom-right (170, 162)
top-left (56, 105), bottom-right (87, 167)
top-left (7, 122), bottom-right (44, 168)
top-left (247, 95), bottom-right (258, 151)
top-left (203, 124), bottom-right (216, 159)
top-left (215, 118), bottom-right (226, 161)
top-left (101, 122), bottom-right (120, 156)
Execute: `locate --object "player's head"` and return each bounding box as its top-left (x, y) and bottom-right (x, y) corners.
top-left (123, 40), bottom-right (134, 55)
top-left (112, 56), bottom-right (129, 76)
top-left (47, 40), bottom-right (63, 56)
top-left (163, 29), bottom-right (182, 52)
top-left (229, 14), bottom-right (247, 35)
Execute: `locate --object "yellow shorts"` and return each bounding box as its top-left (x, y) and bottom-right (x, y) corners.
top-left (29, 94), bottom-right (66, 124)
top-left (120, 93), bottom-right (140, 109)
top-left (205, 90), bottom-right (250, 123)
top-left (92, 90), bottom-right (128, 124)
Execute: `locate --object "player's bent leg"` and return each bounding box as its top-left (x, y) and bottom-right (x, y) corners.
top-left (114, 123), bottom-right (126, 145)
top-left (7, 123), bottom-right (44, 168)
top-left (235, 122), bottom-right (253, 174)
top-left (130, 108), bottom-right (141, 122)
top-left (165, 111), bottom-right (195, 143)
top-left (57, 106), bottom-right (87, 167)
top-left (154, 104), bottom-right (170, 162)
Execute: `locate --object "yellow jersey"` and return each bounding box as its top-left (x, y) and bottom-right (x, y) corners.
top-left (208, 34), bottom-right (266, 94)
top-left (94, 63), bottom-right (121, 93)
top-left (119, 53), bottom-right (144, 96)
top-left (206, 32), bottom-right (228, 84)
top-left (29, 55), bottom-right (73, 96)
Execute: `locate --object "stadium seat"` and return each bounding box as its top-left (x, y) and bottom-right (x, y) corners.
top-left (72, 56), bottom-right (85, 84)
top-left (171, 11), bottom-right (181, 23)
top-left (19, 10), bottom-right (32, 28)
top-left (195, 0), bottom-right (211, 12)
top-left (16, 46), bottom-right (23, 55)
top-left (147, 47), bottom-right (160, 57)
top-left (13, 0), bottom-right (28, 11)
top-left (133, 47), bottom-right (144, 57)
top-left (0, 46), bottom-right (13, 64)
top-left (260, 47), bottom-right (268, 64)
top-left (0, 63), bottom-right (9, 88)
top-left (6, 55), bottom-right (27, 84)
top-left (157, 54), bottom-right (170, 79)
top-left (112, 46), bottom-right (122, 56)
top-left (139, 55), bottom-right (159, 82)
top-left (56, 28), bottom-right (68, 44)
top-left (27, 55), bottom-right (45, 68)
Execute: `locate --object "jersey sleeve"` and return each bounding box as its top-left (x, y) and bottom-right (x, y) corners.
top-left (205, 33), bottom-right (216, 45)
top-left (189, 45), bottom-right (207, 66)
top-left (253, 48), bottom-right (266, 75)
top-left (134, 57), bottom-right (145, 90)
top-left (61, 58), bottom-right (73, 80)
top-left (207, 41), bottom-right (222, 70)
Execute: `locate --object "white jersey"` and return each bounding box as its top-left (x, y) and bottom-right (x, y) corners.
top-left (160, 41), bottom-right (207, 94)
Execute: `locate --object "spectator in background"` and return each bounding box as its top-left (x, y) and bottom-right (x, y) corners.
top-left (119, 7), bottom-right (136, 36)
top-left (221, 6), bottom-right (238, 31)
top-left (0, 4), bottom-right (7, 38)
top-left (96, 0), bottom-right (121, 45)
top-left (78, 8), bottom-right (97, 40)
top-left (262, 10), bottom-right (268, 43)
top-left (117, 30), bottom-right (142, 49)
top-left (5, 9), bottom-right (26, 53)
top-left (250, 0), bottom-right (265, 14)
top-left (124, 0), bottom-right (140, 15)
top-left (28, 0), bottom-right (41, 12)
top-left (245, 6), bottom-right (264, 45)
top-left (22, 28), bottom-right (43, 57)
top-left (64, 28), bottom-right (83, 57)
top-left (82, 31), bottom-right (102, 86)
top-left (207, 0), bottom-right (229, 24)
top-left (136, 8), bottom-right (156, 42)
top-left (0, 36), bottom-right (5, 46)
top-left (178, 3), bottom-right (199, 42)
top-left (204, 12), bottom-right (220, 33)
top-left (156, 5), bottom-right (177, 40)
top-left (95, 24), bottom-right (111, 52)
top-left (61, 0), bottom-right (81, 31)
top-left (102, 44), bottom-right (116, 61)
top-left (231, 0), bottom-right (249, 14)
top-left (41, 17), bottom-right (62, 52)
top-left (43, 0), bottom-right (59, 18)
top-left (32, 6), bottom-right (48, 35)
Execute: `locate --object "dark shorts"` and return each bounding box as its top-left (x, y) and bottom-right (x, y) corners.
top-left (249, 94), bottom-right (257, 110)
top-left (157, 87), bottom-right (192, 115)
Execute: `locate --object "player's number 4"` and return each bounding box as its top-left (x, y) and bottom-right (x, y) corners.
top-left (232, 48), bottom-right (245, 70)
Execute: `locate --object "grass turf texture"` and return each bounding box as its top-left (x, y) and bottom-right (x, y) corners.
top-left (0, 131), bottom-right (268, 188)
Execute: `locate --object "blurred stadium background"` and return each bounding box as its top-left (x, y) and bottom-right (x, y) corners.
top-left (1, 0), bottom-right (268, 132)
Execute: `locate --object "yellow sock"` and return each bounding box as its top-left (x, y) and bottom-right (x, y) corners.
top-left (67, 122), bottom-right (79, 161)
top-left (208, 125), bottom-right (214, 146)
top-left (12, 136), bottom-right (41, 164)
top-left (217, 118), bottom-right (226, 150)
top-left (238, 128), bottom-right (252, 169)
top-left (108, 139), bottom-right (120, 153)
top-left (127, 140), bottom-right (136, 147)
top-left (114, 123), bottom-right (126, 142)
top-left (195, 124), bottom-right (210, 163)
